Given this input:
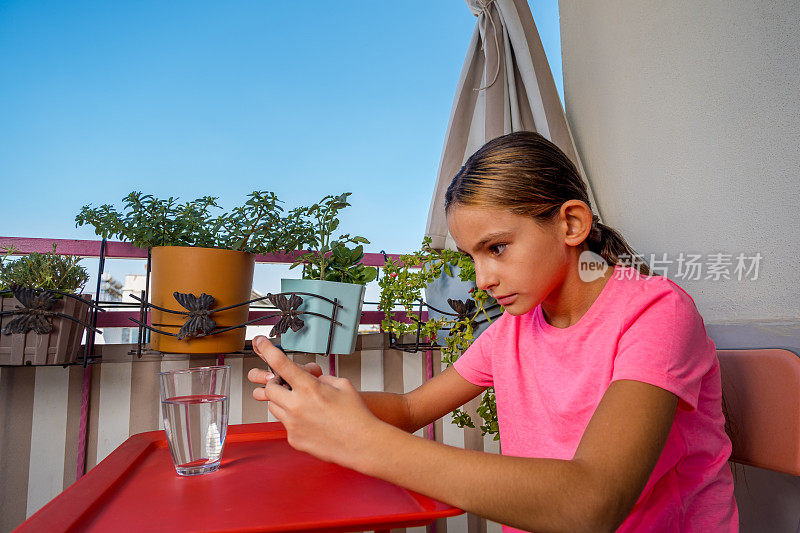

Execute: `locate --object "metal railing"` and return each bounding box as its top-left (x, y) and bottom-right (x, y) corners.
top-left (0, 236), bottom-right (425, 330)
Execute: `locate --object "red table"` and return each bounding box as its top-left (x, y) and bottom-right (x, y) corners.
top-left (18, 422), bottom-right (463, 532)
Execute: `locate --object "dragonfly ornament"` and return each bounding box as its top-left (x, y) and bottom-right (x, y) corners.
top-left (266, 293), bottom-right (305, 337)
top-left (173, 292), bottom-right (217, 339)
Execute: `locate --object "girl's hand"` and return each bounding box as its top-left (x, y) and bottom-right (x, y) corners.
top-left (248, 357), bottom-right (323, 394)
top-left (248, 335), bottom-right (380, 469)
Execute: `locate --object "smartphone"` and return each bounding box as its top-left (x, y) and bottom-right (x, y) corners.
top-left (267, 345), bottom-right (292, 391)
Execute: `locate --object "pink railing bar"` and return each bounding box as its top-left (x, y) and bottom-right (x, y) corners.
top-left (1, 237), bottom-right (146, 259)
top-left (76, 366), bottom-right (92, 480)
top-left (95, 311), bottom-right (151, 328)
top-left (0, 236), bottom-right (404, 266)
top-left (425, 348), bottom-right (435, 441)
top-left (93, 310), bottom-right (427, 328)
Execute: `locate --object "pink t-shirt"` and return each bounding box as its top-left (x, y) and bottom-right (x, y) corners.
top-left (454, 265), bottom-right (738, 532)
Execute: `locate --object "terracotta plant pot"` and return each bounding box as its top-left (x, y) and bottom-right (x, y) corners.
top-left (278, 278), bottom-right (365, 355)
top-left (149, 246), bottom-right (255, 354)
top-left (0, 293), bottom-right (91, 365)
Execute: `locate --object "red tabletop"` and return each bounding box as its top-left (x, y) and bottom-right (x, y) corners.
top-left (18, 422), bottom-right (463, 532)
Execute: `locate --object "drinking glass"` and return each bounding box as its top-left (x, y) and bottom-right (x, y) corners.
top-left (158, 365), bottom-right (230, 476)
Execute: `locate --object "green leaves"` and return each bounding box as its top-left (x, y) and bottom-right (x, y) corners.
top-left (377, 235), bottom-right (500, 440)
top-left (378, 235), bottom-right (477, 337)
top-left (451, 408), bottom-right (475, 429)
top-left (0, 244), bottom-right (89, 295)
top-left (75, 191), bottom-right (308, 254)
top-left (288, 192), bottom-right (375, 285)
top-left (477, 389), bottom-right (500, 440)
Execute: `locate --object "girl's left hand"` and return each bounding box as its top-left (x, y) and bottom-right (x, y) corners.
top-left (248, 335), bottom-right (380, 470)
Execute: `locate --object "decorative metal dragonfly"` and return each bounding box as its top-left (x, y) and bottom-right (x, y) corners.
top-left (447, 297), bottom-right (478, 331)
top-left (266, 293), bottom-right (305, 337)
top-left (173, 292), bottom-right (216, 339)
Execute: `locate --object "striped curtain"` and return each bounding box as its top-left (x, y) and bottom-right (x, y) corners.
top-left (426, 0), bottom-right (599, 249)
top-left (0, 334), bottom-right (502, 533)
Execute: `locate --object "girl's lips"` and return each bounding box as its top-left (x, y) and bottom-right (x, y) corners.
top-left (494, 293), bottom-right (517, 306)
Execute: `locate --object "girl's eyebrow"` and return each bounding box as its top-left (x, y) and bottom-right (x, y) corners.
top-left (458, 231), bottom-right (513, 255)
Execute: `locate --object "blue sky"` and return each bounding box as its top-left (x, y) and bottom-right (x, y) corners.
top-left (0, 1), bottom-right (563, 258)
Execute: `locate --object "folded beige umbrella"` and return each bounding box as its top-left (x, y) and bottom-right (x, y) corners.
top-left (426, 0), bottom-right (599, 249)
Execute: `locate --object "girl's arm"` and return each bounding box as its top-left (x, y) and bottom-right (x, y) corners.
top-left (359, 366), bottom-right (485, 433)
top-left (354, 379), bottom-right (677, 533)
top-left (253, 337), bottom-right (677, 533)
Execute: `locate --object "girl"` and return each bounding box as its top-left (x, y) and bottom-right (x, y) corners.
top-left (248, 131), bottom-right (738, 532)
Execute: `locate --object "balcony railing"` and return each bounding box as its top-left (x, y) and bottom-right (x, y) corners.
top-left (0, 236), bottom-right (428, 332)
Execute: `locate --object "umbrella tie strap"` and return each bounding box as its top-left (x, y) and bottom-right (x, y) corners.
top-left (474, 0), bottom-right (501, 92)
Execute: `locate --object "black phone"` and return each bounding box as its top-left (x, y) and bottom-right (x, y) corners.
top-left (267, 345), bottom-right (292, 391)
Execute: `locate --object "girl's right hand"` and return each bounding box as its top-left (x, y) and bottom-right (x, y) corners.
top-left (248, 361), bottom-right (324, 401)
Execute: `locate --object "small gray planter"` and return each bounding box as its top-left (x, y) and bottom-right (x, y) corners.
top-left (424, 265), bottom-right (503, 347)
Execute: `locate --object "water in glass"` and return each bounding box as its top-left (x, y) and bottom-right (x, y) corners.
top-left (158, 365), bottom-right (230, 476)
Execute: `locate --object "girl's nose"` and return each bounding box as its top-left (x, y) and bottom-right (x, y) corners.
top-left (475, 265), bottom-right (498, 293)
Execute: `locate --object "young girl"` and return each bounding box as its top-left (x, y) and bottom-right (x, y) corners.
top-left (248, 131), bottom-right (738, 532)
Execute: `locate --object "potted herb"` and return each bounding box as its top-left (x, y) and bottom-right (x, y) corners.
top-left (279, 193), bottom-right (376, 355)
top-left (0, 244), bottom-right (92, 365)
top-left (76, 191), bottom-right (309, 354)
top-left (378, 237), bottom-right (500, 344)
top-left (378, 236), bottom-right (501, 439)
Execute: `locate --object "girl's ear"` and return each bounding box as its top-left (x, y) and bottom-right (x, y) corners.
top-left (559, 200), bottom-right (593, 247)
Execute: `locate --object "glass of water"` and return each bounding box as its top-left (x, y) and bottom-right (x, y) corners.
top-left (158, 365), bottom-right (230, 476)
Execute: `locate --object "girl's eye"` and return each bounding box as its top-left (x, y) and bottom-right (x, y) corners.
top-left (489, 243), bottom-right (506, 256)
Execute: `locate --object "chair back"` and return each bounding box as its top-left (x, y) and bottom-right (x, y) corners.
top-left (718, 348), bottom-right (800, 475)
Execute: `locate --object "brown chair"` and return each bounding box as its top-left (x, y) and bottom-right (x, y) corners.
top-left (718, 348), bottom-right (800, 475)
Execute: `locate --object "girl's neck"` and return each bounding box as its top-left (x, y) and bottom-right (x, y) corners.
top-left (540, 259), bottom-right (615, 329)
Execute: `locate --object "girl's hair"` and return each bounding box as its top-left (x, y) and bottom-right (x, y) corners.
top-left (445, 131), bottom-right (651, 276)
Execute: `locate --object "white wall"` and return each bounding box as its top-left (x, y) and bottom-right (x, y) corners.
top-left (559, 0), bottom-right (800, 324)
top-left (559, 2), bottom-right (800, 531)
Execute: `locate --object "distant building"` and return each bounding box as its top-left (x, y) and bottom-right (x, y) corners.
top-left (96, 274), bottom-right (146, 344)
top-left (99, 273), bottom-right (123, 302)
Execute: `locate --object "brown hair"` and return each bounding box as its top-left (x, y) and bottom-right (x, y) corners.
top-left (445, 131), bottom-right (651, 275)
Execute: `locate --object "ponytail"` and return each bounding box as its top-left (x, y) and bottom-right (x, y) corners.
top-left (587, 215), bottom-right (652, 276)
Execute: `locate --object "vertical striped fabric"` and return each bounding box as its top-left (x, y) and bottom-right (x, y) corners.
top-left (425, 0), bottom-right (600, 249)
top-left (0, 334), bottom-right (501, 533)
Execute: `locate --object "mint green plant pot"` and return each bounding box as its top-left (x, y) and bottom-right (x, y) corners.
top-left (279, 279), bottom-right (366, 355)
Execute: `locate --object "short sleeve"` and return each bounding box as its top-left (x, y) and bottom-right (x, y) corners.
top-left (452, 314), bottom-right (502, 388)
top-left (610, 282), bottom-right (716, 411)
